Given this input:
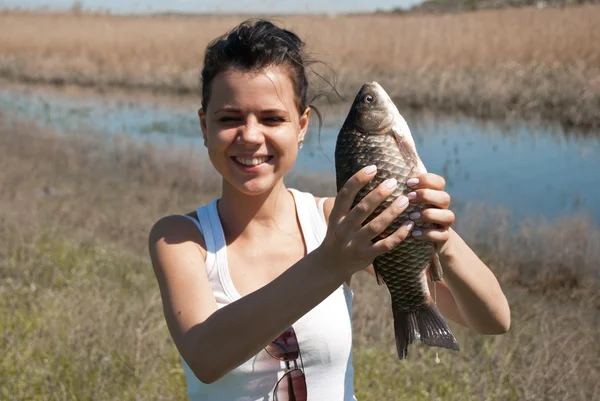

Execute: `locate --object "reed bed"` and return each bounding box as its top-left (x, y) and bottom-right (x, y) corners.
top-left (1, 6), bottom-right (599, 127)
top-left (1, 117), bottom-right (598, 400)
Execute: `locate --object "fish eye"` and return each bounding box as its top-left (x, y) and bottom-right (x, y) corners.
top-left (362, 94), bottom-right (374, 104)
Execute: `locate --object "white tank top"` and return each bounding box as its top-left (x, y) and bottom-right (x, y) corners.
top-left (180, 188), bottom-right (357, 401)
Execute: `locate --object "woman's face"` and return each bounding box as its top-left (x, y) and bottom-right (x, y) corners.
top-left (199, 66), bottom-right (310, 196)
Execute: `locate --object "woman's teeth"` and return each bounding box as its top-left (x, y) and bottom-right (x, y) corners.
top-left (235, 156), bottom-right (270, 166)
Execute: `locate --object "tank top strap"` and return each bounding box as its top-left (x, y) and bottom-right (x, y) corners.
top-left (288, 188), bottom-right (328, 252)
top-left (180, 200), bottom-right (240, 302)
top-left (203, 200), bottom-right (241, 301)
top-left (316, 196), bottom-right (328, 225)
top-left (180, 209), bottom-right (216, 279)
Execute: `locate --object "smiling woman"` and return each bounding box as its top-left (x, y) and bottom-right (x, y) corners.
top-left (148, 19), bottom-right (365, 401)
top-left (199, 67), bottom-right (309, 195)
top-left (147, 18), bottom-right (509, 401)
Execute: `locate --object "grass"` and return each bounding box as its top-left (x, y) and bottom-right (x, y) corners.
top-left (0, 6), bottom-right (600, 127)
top-left (1, 118), bottom-right (599, 400)
top-left (0, 231), bottom-right (188, 400)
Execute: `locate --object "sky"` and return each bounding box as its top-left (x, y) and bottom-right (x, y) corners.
top-left (0, 0), bottom-right (421, 14)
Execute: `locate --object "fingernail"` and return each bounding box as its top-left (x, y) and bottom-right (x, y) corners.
top-left (397, 196), bottom-right (408, 208)
top-left (412, 229), bottom-right (422, 237)
top-left (407, 178), bottom-right (419, 187)
top-left (409, 212), bottom-right (421, 220)
top-left (406, 221), bottom-right (415, 231)
top-left (385, 178), bottom-right (397, 188)
top-left (407, 192), bottom-right (417, 200)
top-left (364, 165), bottom-right (377, 174)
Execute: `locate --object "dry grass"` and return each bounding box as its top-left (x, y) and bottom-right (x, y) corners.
top-left (1, 116), bottom-right (599, 400)
top-left (1, 7), bottom-right (600, 127)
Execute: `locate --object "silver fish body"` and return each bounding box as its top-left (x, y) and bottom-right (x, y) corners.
top-left (334, 82), bottom-right (459, 359)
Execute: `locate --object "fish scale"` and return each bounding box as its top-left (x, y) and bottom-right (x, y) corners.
top-left (336, 129), bottom-right (432, 311)
top-left (335, 82), bottom-right (460, 359)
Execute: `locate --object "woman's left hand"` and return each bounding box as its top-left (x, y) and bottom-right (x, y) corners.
top-left (404, 173), bottom-right (511, 334)
top-left (405, 173), bottom-right (455, 247)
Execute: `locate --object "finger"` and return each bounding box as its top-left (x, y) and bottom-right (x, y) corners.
top-left (411, 227), bottom-right (451, 243)
top-left (356, 195), bottom-right (410, 241)
top-left (407, 208), bottom-right (455, 227)
top-left (369, 220), bottom-right (415, 255)
top-left (406, 188), bottom-right (451, 209)
top-left (330, 165), bottom-right (377, 222)
top-left (406, 173), bottom-right (446, 191)
top-left (341, 177), bottom-right (400, 231)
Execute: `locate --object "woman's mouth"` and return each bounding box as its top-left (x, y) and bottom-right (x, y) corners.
top-left (232, 156), bottom-right (273, 170)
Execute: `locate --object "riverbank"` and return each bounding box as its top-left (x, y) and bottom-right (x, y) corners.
top-left (1, 6), bottom-right (599, 129)
top-left (1, 117), bottom-right (598, 400)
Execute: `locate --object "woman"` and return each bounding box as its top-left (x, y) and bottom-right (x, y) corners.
top-left (148, 19), bottom-right (510, 401)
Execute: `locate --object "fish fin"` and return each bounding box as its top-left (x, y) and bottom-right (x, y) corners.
top-left (393, 132), bottom-right (420, 168)
top-left (392, 307), bottom-right (419, 359)
top-left (372, 260), bottom-right (385, 285)
top-left (417, 300), bottom-right (460, 352)
top-left (428, 252), bottom-right (444, 282)
top-left (392, 302), bottom-right (460, 360)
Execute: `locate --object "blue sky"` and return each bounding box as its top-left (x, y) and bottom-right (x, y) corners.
top-left (0, 0), bottom-right (421, 14)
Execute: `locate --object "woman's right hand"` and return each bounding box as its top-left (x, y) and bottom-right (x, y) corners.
top-left (320, 165), bottom-right (414, 277)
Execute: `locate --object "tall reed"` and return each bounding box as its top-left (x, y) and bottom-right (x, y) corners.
top-left (1, 6), bottom-right (599, 126)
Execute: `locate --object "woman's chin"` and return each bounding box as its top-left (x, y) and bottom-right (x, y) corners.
top-left (225, 177), bottom-right (283, 196)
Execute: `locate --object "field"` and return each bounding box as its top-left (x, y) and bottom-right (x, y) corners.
top-left (1, 117), bottom-right (598, 400)
top-left (1, 4), bottom-right (599, 400)
top-left (1, 6), bottom-right (600, 128)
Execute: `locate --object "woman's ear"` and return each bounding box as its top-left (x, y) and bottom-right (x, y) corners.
top-left (198, 108), bottom-right (208, 145)
top-left (298, 106), bottom-right (311, 143)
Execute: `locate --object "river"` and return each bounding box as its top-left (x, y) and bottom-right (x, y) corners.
top-left (1, 83), bottom-right (598, 227)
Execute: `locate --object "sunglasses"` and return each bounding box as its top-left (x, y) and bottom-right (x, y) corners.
top-left (265, 326), bottom-right (307, 401)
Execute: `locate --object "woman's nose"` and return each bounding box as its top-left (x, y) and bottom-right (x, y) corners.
top-left (237, 118), bottom-right (263, 144)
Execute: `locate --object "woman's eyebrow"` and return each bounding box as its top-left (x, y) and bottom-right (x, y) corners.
top-left (214, 106), bottom-right (241, 114)
top-left (260, 108), bottom-right (289, 114)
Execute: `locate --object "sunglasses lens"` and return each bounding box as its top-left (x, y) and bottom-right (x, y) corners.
top-left (266, 327), bottom-right (299, 361)
top-left (274, 369), bottom-right (307, 401)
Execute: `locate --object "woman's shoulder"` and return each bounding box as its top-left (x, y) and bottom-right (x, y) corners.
top-left (148, 212), bottom-right (208, 256)
top-left (310, 194), bottom-right (335, 226)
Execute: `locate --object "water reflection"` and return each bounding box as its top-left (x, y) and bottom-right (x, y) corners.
top-left (1, 84), bottom-right (598, 226)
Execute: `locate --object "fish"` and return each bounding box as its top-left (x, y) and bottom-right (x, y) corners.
top-left (334, 82), bottom-right (460, 359)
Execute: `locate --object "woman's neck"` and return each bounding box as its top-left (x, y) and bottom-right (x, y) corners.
top-left (217, 180), bottom-right (297, 243)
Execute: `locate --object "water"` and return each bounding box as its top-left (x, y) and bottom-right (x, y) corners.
top-left (1, 84), bottom-right (599, 226)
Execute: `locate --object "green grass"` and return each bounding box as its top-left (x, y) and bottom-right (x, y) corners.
top-left (354, 346), bottom-right (518, 401)
top-left (0, 233), bottom-right (188, 400)
top-left (2, 199), bottom-right (597, 401)
top-left (0, 232), bottom-right (521, 400)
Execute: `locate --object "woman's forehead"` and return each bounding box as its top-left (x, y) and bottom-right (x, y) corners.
top-left (208, 67), bottom-right (297, 112)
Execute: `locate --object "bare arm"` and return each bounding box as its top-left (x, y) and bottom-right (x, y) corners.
top-left (433, 229), bottom-right (510, 334)
top-left (149, 166), bottom-right (413, 384)
top-left (150, 216), bottom-right (352, 383)
top-left (321, 172), bottom-right (510, 334)
top-left (407, 173), bottom-right (511, 334)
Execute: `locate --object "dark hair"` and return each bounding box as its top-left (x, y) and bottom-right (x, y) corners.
top-left (200, 19), bottom-right (314, 116)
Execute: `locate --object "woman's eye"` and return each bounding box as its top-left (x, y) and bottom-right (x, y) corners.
top-left (261, 117), bottom-right (287, 125)
top-left (219, 116), bottom-right (240, 122)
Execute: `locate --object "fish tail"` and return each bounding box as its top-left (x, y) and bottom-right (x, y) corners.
top-left (392, 302), bottom-right (460, 359)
